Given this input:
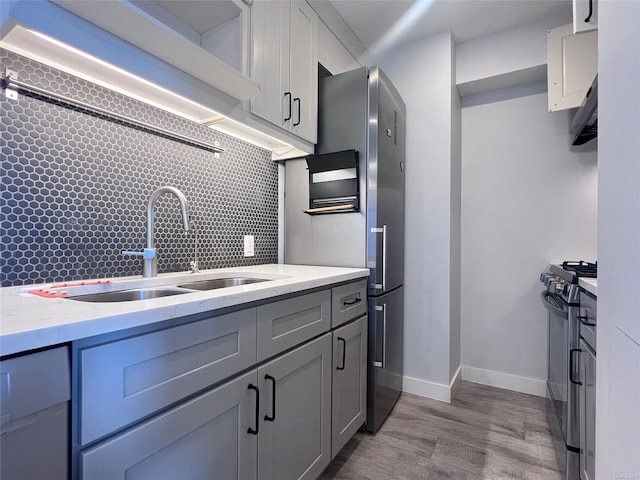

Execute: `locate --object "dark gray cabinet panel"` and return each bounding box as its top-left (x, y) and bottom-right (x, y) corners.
top-left (81, 370), bottom-right (258, 480)
top-left (257, 333), bottom-right (332, 480)
top-left (0, 346), bottom-right (70, 480)
top-left (257, 290), bottom-right (331, 361)
top-left (331, 280), bottom-right (367, 328)
top-left (79, 308), bottom-right (257, 444)
top-left (331, 315), bottom-right (367, 458)
top-left (580, 338), bottom-right (596, 480)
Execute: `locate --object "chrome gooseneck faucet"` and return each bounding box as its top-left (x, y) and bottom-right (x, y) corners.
top-left (123, 186), bottom-right (191, 277)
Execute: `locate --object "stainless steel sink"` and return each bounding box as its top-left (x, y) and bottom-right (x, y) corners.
top-left (68, 288), bottom-right (190, 303)
top-left (178, 277), bottom-right (269, 291)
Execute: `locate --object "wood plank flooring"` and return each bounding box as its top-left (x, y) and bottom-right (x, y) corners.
top-left (320, 381), bottom-right (563, 480)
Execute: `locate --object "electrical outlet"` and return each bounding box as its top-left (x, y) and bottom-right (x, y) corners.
top-left (243, 235), bottom-right (255, 257)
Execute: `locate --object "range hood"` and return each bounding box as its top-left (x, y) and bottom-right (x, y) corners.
top-left (570, 74), bottom-right (598, 146)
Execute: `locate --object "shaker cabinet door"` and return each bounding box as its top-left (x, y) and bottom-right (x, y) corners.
top-left (257, 333), bottom-right (332, 480)
top-left (332, 315), bottom-right (367, 458)
top-left (81, 370), bottom-right (258, 480)
top-left (250, 0), bottom-right (318, 143)
top-left (288, 0), bottom-right (318, 143)
top-left (251, 0), bottom-right (290, 128)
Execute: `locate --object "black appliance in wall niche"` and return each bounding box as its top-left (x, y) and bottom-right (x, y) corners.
top-left (304, 149), bottom-right (360, 215)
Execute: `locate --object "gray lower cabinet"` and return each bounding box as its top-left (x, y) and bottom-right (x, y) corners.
top-left (257, 333), bottom-right (332, 480)
top-left (74, 282), bottom-right (366, 479)
top-left (79, 331), bottom-right (333, 480)
top-left (80, 370), bottom-right (258, 480)
top-left (331, 315), bottom-right (367, 458)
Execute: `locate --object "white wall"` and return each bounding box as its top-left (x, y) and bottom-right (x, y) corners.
top-left (596, 1), bottom-right (640, 477)
top-left (370, 32), bottom-right (459, 399)
top-left (461, 87), bottom-right (597, 395)
top-left (456, 15), bottom-right (570, 86)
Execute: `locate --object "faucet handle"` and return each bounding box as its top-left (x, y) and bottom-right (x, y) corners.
top-left (122, 248), bottom-right (156, 260)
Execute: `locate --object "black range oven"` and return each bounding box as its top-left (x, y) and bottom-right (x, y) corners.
top-left (540, 261), bottom-right (596, 480)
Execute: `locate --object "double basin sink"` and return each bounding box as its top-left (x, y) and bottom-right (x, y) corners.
top-left (69, 277), bottom-right (269, 303)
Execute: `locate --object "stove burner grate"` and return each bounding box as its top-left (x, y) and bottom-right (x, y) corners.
top-left (561, 261), bottom-right (597, 278)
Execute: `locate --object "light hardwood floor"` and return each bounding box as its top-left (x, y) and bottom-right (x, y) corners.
top-left (320, 381), bottom-right (563, 480)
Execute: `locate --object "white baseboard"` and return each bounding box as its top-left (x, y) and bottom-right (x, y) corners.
top-left (461, 366), bottom-right (547, 397)
top-left (402, 365), bottom-right (462, 403)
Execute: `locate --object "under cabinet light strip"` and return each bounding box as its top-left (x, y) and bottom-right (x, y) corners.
top-left (1, 75), bottom-right (224, 154)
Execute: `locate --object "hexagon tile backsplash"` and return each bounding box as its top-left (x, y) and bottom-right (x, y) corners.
top-left (0, 50), bottom-right (279, 287)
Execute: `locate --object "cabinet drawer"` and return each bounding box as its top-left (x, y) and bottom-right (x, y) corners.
top-left (79, 308), bottom-right (257, 445)
top-left (331, 280), bottom-right (367, 328)
top-left (579, 290), bottom-right (597, 349)
top-left (257, 290), bottom-right (331, 361)
top-left (580, 290), bottom-right (597, 322)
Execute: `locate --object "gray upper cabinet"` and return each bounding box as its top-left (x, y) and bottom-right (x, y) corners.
top-left (251, 0), bottom-right (318, 144)
top-left (257, 289), bottom-right (331, 361)
top-left (331, 315), bottom-right (367, 458)
top-left (257, 333), bottom-right (332, 480)
top-left (78, 308), bottom-right (257, 445)
top-left (81, 370), bottom-right (258, 480)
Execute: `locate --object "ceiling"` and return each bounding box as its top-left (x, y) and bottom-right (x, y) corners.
top-left (330, 0), bottom-right (572, 54)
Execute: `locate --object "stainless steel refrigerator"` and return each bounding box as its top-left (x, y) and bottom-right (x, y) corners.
top-left (284, 66), bottom-right (405, 433)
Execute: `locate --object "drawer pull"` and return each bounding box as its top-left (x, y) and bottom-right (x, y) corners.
top-left (337, 337), bottom-right (346, 370)
top-left (264, 375), bottom-right (276, 422)
top-left (343, 297), bottom-right (362, 306)
top-left (247, 384), bottom-right (259, 435)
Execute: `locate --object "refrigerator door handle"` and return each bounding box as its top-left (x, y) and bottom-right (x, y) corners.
top-left (370, 225), bottom-right (387, 291)
top-left (371, 304), bottom-right (386, 368)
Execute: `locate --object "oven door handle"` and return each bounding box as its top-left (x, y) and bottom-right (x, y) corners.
top-left (578, 315), bottom-right (596, 327)
top-left (570, 348), bottom-right (582, 385)
top-left (540, 292), bottom-right (568, 319)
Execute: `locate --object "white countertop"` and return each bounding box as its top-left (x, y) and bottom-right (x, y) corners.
top-left (579, 277), bottom-right (597, 296)
top-left (0, 264), bottom-right (369, 357)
